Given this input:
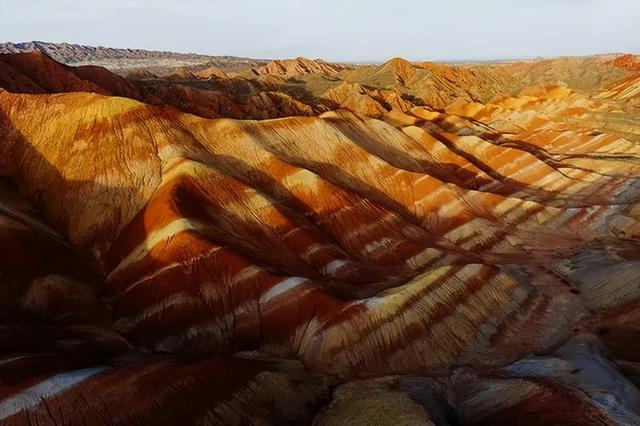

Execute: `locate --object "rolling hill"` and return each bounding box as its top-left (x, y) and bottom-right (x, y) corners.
top-left (0, 48), bottom-right (639, 425)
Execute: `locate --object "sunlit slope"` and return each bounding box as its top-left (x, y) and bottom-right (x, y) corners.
top-left (2, 89), bottom-right (639, 379)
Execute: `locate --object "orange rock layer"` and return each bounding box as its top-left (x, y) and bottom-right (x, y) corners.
top-left (0, 51), bottom-right (639, 424)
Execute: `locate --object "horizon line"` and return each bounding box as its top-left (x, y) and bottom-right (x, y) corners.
top-left (1, 39), bottom-right (637, 65)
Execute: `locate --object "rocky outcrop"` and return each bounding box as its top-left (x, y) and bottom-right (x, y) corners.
top-left (0, 53), bottom-right (320, 120)
top-left (251, 57), bottom-right (351, 77)
top-left (0, 41), bottom-right (266, 75)
top-left (608, 53), bottom-right (640, 71)
top-left (0, 179), bottom-right (107, 325)
top-left (0, 325), bottom-right (330, 426)
top-left (3, 51), bottom-right (639, 121)
top-left (0, 52), bottom-right (141, 97)
top-left (194, 65), bottom-right (231, 79)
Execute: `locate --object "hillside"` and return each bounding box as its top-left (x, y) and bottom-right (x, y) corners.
top-left (0, 49), bottom-right (639, 424)
top-left (0, 41), bottom-right (267, 75)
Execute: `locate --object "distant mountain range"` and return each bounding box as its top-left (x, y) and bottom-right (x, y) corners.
top-left (0, 41), bottom-right (267, 74)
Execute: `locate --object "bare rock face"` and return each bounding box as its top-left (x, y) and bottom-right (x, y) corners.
top-left (313, 378), bottom-right (452, 426)
top-left (0, 41), bottom-right (267, 75)
top-left (0, 52), bottom-right (141, 97)
top-left (251, 57), bottom-right (352, 77)
top-left (0, 47), bottom-right (639, 424)
top-left (0, 41), bottom-right (218, 64)
top-left (315, 335), bottom-right (640, 425)
top-left (0, 180), bottom-right (107, 325)
top-left (0, 328), bottom-right (330, 426)
top-left (608, 54), bottom-right (640, 71)
top-left (2, 50), bottom-right (638, 121)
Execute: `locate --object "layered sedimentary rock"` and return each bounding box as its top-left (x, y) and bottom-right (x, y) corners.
top-left (0, 324), bottom-right (329, 426)
top-left (251, 57), bottom-right (352, 77)
top-left (0, 50), bottom-right (639, 424)
top-left (2, 50), bottom-right (638, 121)
top-left (0, 52), bottom-right (141, 97)
top-left (314, 335), bottom-right (640, 425)
top-left (0, 180), bottom-right (106, 325)
top-left (0, 41), bottom-right (266, 75)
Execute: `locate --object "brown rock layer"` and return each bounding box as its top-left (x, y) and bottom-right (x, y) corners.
top-left (0, 49), bottom-right (639, 424)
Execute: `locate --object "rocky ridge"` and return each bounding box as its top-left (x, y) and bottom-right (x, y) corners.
top-left (0, 48), bottom-right (639, 425)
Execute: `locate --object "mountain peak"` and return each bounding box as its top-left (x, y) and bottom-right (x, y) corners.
top-left (252, 57), bottom-right (351, 77)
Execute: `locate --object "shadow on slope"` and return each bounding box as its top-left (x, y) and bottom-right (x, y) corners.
top-left (0, 106), bottom-right (148, 326)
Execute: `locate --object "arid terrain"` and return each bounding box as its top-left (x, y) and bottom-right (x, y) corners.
top-left (1, 42), bottom-right (640, 425)
top-left (0, 41), bottom-right (267, 75)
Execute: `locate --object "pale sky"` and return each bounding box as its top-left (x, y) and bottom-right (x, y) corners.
top-left (0, 0), bottom-right (638, 62)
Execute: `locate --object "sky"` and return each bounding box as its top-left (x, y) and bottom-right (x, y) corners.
top-left (0, 0), bottom-right (639, 62)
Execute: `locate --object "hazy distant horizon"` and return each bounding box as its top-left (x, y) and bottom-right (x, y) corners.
top-left (2, 39), bottom-right (636, 65)
top-left (1, 0), bottom-right (638, 62)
